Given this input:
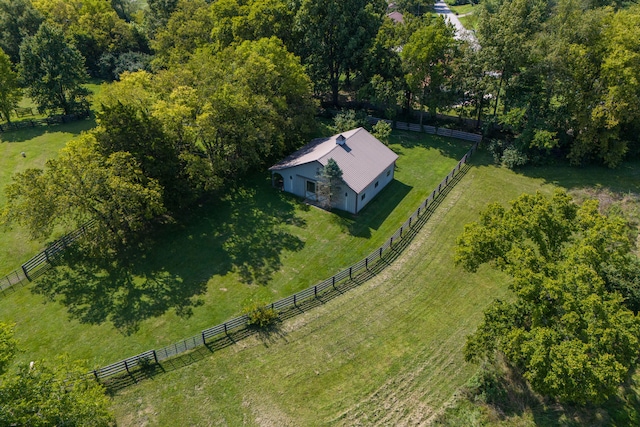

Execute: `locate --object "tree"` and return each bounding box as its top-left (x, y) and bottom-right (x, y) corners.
top-left (19, 23), bottom-right (89, 115)
top-left (0, 322), bottom-right (114, 426)
top-left (0, 357), bottom-right (114, 426)
top-left (295, 0), bottom-right (387, 105)
top-left (1, 133), bottom-right (165, 251)
top-left (402, 17), bottom-right (457, 123)
top-left (316, 158), bottom-right (344, 210)
top-left (0, 47), bottom-right (21, 123)
top-left (0, 0), bottom-right (43, 64)
top-left (0, 322), bottom-right (17, 376)
top-left (456, 191), bottom-right (640, 404)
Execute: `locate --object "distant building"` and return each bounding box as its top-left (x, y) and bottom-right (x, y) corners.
top-left (387, 11), bottom-right (404, 24)
top-left (269, 128), bottom-right (398, 214)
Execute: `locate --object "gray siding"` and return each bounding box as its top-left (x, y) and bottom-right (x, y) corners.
top-left (356, 162), bottom-right (396, 213)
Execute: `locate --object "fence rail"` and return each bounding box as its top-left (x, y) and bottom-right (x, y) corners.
top-left (0, 219), bottom-right (97, 297)
top-left (90, 139), bottom-right (481, 384)
top-left (368, 116), bottom-right (482, 143)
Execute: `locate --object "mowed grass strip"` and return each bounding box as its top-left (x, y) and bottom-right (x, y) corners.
top-left (110, 154), bottom-right (640, 425)
top-left (110, 152), bottom-right (561, 426)
top-left (1, 131), bottom-right (472, 367)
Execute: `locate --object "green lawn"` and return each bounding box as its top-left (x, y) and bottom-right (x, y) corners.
top-left (0, 131), bottom-right (472, 368)
top-left (0, 119), bottom-right (97, 276)
top-left (108, 153), bottom-right (640, 426)
top-left (0, 81), bottom-right (105, 276)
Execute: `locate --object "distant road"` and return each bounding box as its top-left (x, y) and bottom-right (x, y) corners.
top-left (433, 0), bottom-right (479, 47)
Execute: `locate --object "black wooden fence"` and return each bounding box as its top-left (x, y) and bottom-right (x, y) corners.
top-left (0, 219), bottom-right (96, 296)
top-left (368, 116), bottom-right (483, 143)
top-left (90, 139), bottom-right (480, 383)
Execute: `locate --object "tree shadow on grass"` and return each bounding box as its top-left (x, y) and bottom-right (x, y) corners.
top-left (0, 118), bottom-right (96, 143)
top-left (32, 173), bottom-right (306, 334)
top-left (513, 159), bottom-right (640, 194)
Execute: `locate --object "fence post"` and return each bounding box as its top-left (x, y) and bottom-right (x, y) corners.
top-left (365, 257), bottom-right (368, 270)
top-left (332, 276), bottom-right (336, 289)
top-left (153, 350), bottom-right (158, 364)
top-left (349, 267), bottom-right (352, 280)
top-left (93, 370), bottom-right (99, 382)
top-left (224, 323), bottom-right (228, 335)
top-left (294, 294), bottom-right (297, 306)
top-left (409, 217), bottom-right (412, 227)
top-left (21, 265), bottom-right (31, 282)
top-left (400, 226), bottom-right (403, 238)
top-left (202, 331), bottom-right (207, 345)
top-left (124, 360), bottom-right (130, 374)
top-left (390, 237), bottom-right (393, 248)
top-left (314, 286), bottom-right (317, 297)
top-left (432, 190), bottom-right (436, 199)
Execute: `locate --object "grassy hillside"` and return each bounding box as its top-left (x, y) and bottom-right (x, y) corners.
top-left (110, 153), bottom-right (640, 425)
top-left (0, 131), bottom-right (472, 368)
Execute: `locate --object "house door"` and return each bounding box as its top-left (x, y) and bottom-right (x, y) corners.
top-left (305, 180), bottom-right (316, 201)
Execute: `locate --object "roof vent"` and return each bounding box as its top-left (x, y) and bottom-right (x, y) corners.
top-left (336, 134), bottom-right (346, 145)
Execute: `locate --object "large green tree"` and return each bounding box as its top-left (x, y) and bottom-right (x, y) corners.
top-left (0, 0), bottom-right (43, 64)
top-left (1, 133), bottom-right (165, 251)
top-left (0, 323), bottom-right (114, 426)
top-left (19, 22), bottom-right (89, 115)
top-left (0, 47), bottom-right (21, 123)
top-left (456, 191), bottom-right (640, 404)
top-left (295, 0), bottom-right (387, 105)
top-left (402, 17), bottom-right (457, 123)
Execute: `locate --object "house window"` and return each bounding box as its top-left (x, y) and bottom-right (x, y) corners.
top-left (375, 181), bottom-right (379, 188)
top-left (386, 170), bottom-right (391, 177)
top-left (306, 180), bottom-right (316, 193)
top-left (361, 193), bottom-right (366, 201)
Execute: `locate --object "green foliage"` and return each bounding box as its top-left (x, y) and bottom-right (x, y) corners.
top-left (332, 109), bottom-right (369, 133)
top-left (1, 133), bottom-right (165, 251)
top-left (0, 357), bottom-right (114, 426)
top-left (19, 22), bottom-right (89, 115)
top-left (295, 0), bottom-right (387, 105)
top-left (372, 120), bottom-right (392, 144)
top-left (244, 301), bottom-right (279, 329)
top-left (316, 158), bottom-right (344, 210)
top-left (0, 322), bottom-right (17, 376)
top-left (0, 47), bottom-right (21, 123)
top-left (457, 191), bottom-right (640, 405)
top-left (0, 0), bottom-right (43, 64)
top-left (500, 146), bottom-right (528, 169)
top-left (402, 17), bottom-right (457, 117)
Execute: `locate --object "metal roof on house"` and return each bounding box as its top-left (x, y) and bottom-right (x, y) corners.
top-left (269, 128), bottom-right (399, 194)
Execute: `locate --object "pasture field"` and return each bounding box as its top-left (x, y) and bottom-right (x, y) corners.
top-left (110, 153), bottom-right (640, 425)
top-left (0, 81), bottom-right (104, 275)
top-left (0, 131), bottom-right (473, 369)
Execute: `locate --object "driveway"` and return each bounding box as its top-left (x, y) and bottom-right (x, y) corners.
top-left (433, 0), bottom-right (478, 47)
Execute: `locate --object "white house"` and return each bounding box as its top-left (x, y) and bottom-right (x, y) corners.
top-left (269, 128), bottom-right (399, 214)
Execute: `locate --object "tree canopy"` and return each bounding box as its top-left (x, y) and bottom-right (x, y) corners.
top-left (0, 47), bottom-right (21, 123)
top-left (0, 322), bottom-right (114, 426)
top-left (19, 22), bottom-right (89, 115)
top-left (456, 191), bottom-right (640, 404)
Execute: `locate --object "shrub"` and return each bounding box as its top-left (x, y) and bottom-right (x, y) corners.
top-left (244, 301), bottom-right (279, 329)
top-left (500, 146), bottom-right (529, 169)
